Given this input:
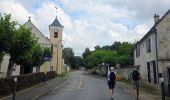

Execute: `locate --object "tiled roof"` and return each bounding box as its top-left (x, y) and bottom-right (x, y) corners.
top-left (134, 9), bottom-right (170, 47)
top-left (50, 16), bottom-right (63, 27)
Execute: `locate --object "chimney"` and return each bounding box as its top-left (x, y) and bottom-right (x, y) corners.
top-left (154, 13), bottom-right (160, 24)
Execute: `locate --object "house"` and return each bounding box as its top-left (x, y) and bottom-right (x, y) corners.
top-left (0, 13), bottom-right (64, 77)
top-left (134, 9), bottom-right (170, 93)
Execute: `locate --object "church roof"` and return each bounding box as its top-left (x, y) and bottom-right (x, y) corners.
top-left (23, 18), bottom-right (51, 46)
top-left (50, 16), bottom-right (63, 27)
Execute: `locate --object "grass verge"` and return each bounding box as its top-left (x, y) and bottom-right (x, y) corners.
top-left (57, 72), bottom-right (68, 77)
top-left (118, 79), bottom-right (159, 95)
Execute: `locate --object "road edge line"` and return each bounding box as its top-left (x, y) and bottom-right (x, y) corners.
top-left (32, 76), bottom-right (69, 100)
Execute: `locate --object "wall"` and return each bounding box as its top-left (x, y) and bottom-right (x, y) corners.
top-left (156, 12), bottom-right (170, 84)
top-left (24, 21), bottom-right (51, 46)
top-left (134, 32), bottom-right (157, 82)
top-left (115, 68), bottom-right (133, 80)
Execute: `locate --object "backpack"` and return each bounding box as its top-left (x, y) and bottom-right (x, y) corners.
top-left (132, 70), bottom-right (140, 81)
top-left (110, 72), bottom-right (116, 81)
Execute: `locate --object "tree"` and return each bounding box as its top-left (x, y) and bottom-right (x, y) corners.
top-left (63, 48), bottom-right (74, 67)
top-left (74, 56), bottom-right (84, 69)
top-left (82, 48), bottom-right (91, 59)
top-left (7, 26), bottom-right (38, 77)
top-left (83, 41), bottom-right (135, 68)
top-left (0, 14), bottom-right (17, 69)
top-left (84, 50), bottom-right (118, 69)
top-left (94, 45), bottom-right (101, 50)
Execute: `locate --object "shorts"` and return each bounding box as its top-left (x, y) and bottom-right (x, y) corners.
top-left (108, 81), bottom-right (116, 89)
top-left (132, 81), bottom-right (139, 89)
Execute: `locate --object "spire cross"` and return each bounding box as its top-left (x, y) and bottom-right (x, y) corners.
top-left (55, 6), bottom-right (58, 13)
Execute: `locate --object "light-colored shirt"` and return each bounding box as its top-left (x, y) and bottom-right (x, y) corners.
top-left (107, 70), bottom-right (116, 81)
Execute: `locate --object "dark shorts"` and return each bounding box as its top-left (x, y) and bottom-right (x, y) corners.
top-left (132, 81), bottom-right (139, 89)
top-left (108, 81), bottom-right (116, 89)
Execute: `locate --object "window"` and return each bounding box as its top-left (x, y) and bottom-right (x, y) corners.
top-left (146, 38), bottom-right (151, 52)
top-left (136, 45), bottom-right (140, 57)
top-left (54, 31), bottom-right (58, 38)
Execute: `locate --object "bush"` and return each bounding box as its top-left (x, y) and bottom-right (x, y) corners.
top-left (0, 71), bottom-right (56, 96)
top-left (57, 72), bottom-right (68, 77)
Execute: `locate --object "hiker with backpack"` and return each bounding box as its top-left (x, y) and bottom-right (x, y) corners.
top-left (107, 67), bottom-right (116, 100)
top-left (131, 66), bottom-right (141, 100)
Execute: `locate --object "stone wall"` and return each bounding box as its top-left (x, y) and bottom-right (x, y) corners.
top-left (115, 68), bottom-right (133, 80)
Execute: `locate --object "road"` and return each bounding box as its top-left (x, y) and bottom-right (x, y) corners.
top-left (37, 71), bottom-right (134, 100)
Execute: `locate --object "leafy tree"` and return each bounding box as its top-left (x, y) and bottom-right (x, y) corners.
top-left (62, 48), bottom-right (74, 67)
top-left (82, 48), bottom-right (91, 59)
top-left (84, 50), bottom-right (118, 69)
top-left (74, 56), bottom-right (84, 68)
top-left (94, 45), bottom-right (101, 50)
top-left (7, 26), bottom-right (38, 77)
top-left (83, 41), bottom-right (135, 68)
top-left (0, 14), bottom-right (17, 68)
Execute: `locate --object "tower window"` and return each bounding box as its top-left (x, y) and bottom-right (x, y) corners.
top-left (54, 32), bottom-right (58, 38)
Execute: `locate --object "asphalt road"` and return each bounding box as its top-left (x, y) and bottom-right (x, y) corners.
top-left (37, 71), bottom-right (134, 100)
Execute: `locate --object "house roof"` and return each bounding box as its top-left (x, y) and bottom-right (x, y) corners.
top-left (50, 16), bottom-right (63, 27)
top-left (23, 18), bottom-right (51, 45)
top-left (134, 9), bottom-right (170, 48)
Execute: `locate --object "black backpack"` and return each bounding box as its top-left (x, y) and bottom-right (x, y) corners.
top-left (132, 70), bottom-right (140, 81)
top-left (110, 72), bottom-right (116, 81)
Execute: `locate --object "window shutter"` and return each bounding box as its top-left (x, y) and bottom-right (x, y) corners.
top-left (147, 62), bottom-right (151, 83)
top-left (152, 60), bottom-right (157, 83)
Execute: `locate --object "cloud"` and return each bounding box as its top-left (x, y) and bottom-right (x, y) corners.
top-left (0, 0), bottom-right (170, 56)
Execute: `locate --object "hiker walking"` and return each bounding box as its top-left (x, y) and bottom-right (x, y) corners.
top-left (107, 67), bottom-right (116, 100)
top-left (131, 66), bottom-right (140, 100)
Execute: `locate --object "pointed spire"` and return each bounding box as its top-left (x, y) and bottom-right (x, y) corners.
top-left (49, 6), bottom-right (64, 27)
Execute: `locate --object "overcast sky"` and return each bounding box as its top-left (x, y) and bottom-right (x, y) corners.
top-left (0, 0), bottom-right (170, 56)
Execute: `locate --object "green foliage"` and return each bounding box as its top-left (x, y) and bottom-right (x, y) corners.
top-left (10, 26), bottom-right (38, 63)
top-left (82, 48), bottom-right (91, 59)
top-left (83, 41), bottom-right (134, 69)
top-left (57, 71), bottom-right (68, 77)
top-left (62, 48), bottom-right (74, 67)
top-left (84, 50), bottom-right (118, 68)
top-left (0, 14), bottom-right (17, 62)
top-left (43, 47), bottom-right (52, 57)
top-left (0, 13), bottom-right (48, 76)
top-left (74, 56), bottom-right (84, 68)
top-left (30, 44), bottom-right (44, 67)
top-left (0, 14), bottom-right (17, 53)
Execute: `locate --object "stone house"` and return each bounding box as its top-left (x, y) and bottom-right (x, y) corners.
top-left (134, 9), bottom-right (170, 92)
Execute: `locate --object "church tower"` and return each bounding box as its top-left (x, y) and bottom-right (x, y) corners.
top-left (49, 13), bottom-right (64, 74)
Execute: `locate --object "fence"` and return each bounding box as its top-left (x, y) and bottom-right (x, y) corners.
top-left (0, 71), bottom-right (56, 96)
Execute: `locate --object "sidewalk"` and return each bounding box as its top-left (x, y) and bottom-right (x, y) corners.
top-left (118, 81), bottom-right (170, 100)
top-left (1, 75), bottom-right (69, 100)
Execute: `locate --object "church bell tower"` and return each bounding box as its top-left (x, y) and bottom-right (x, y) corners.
top-left (49, 9), bottom-right (64, 74)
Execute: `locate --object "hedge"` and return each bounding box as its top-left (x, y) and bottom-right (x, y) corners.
top-left (0, 71), bottom-right (56, 96)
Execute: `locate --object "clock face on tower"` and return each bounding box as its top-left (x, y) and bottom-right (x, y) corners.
top-left (54, 30), bottom-right (58, 38)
